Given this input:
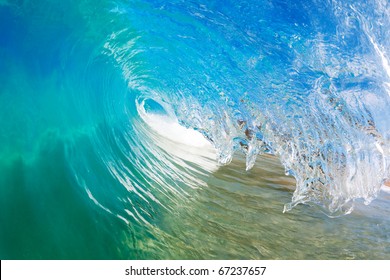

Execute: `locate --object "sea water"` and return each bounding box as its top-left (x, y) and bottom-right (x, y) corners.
top-left (0, 0), bottom-right (389, 259)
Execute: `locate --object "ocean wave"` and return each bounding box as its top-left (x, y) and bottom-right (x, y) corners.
top-left (1, 0), bottom-right (390, 230)
top-left (96, 0), bottom-right (390, 215)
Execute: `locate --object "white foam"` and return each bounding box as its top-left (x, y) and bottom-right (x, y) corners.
top-left (137, 102), bottom-right (217, 172)
top-left (143, 113), bottom-right (212, 148)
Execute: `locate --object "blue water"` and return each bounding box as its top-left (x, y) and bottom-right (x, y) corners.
top-left (1, 0), bottom-right (390, 259)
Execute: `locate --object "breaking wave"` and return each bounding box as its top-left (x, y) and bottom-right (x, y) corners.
top-left (1, 0), bottom-right (390, 259)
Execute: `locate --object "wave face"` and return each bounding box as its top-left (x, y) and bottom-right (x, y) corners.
top-left (1, 0), bottom-right (390, 259)
top-left (101, 0), bottom-right (390, 214)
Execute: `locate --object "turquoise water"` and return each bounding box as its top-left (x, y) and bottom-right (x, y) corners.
top-left (1, 0), bottom-right (390, 259)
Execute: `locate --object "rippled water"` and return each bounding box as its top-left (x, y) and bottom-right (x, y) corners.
top-left (1, 0), bottom-right (390, 259)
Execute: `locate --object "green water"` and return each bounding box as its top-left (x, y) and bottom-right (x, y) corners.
top-left (1, 147), bottom-right (390, 259)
